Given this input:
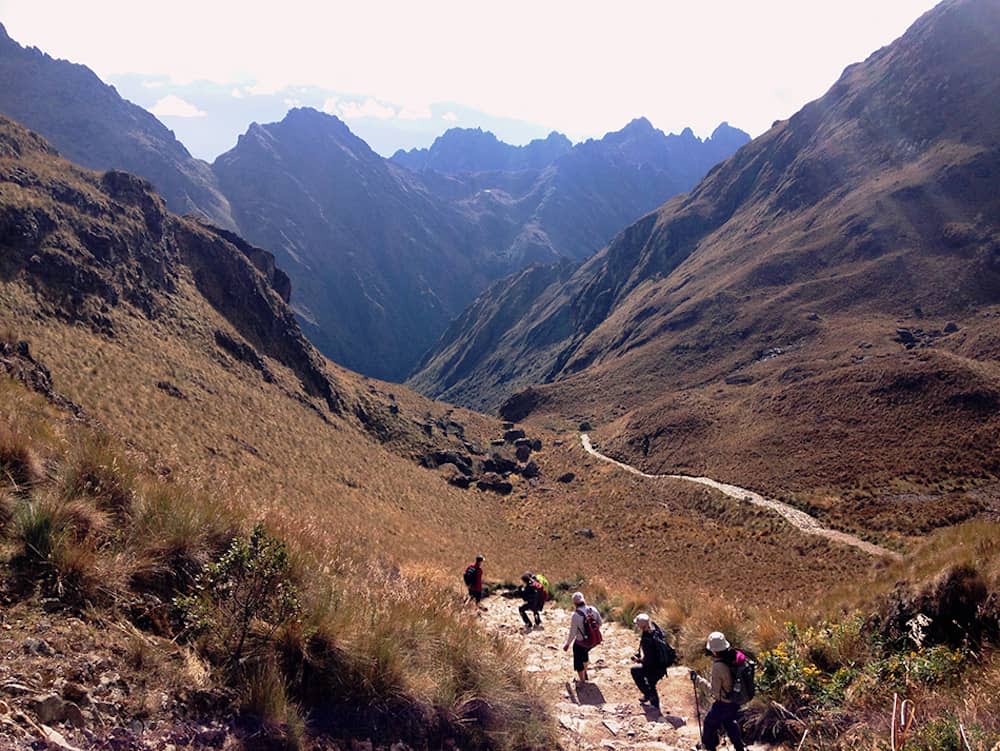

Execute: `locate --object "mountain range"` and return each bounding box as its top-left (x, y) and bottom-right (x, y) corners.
top-left (0, 25), bottom-right (749, 379)
top-left (410, 0), bottom-right (1000, 510)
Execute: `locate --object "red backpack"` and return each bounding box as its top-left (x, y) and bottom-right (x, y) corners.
top-left (530, 578), bottom-right (547, 603)
top-left (578, 607), bottom-right (603, 648)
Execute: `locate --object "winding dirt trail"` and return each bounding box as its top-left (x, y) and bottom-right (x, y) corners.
top-left (581, 434), bottom-right (902, 560)
top-left (482, 596), bottom-right (707, 750)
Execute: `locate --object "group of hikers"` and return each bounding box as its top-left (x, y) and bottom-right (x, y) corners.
top-left (464, 556), bottom-right (751, 751)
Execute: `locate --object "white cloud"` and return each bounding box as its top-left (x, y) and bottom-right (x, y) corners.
top-left (442, 111), bottom-right (458, 122)
top-left (284, 97), bottom-right (302, 108)
top-left (149, 94), bottom-right (207, 118)
top-left (338, 98), bottom-right (397, 121)
top-left (321, 96), bottom-right (339, 114)
top-left (398, 104), bottom-right (432, 120)
top-left (230, 87), bottom-right (244, 99)
top-left (140, 79), bottom-right (164, 88)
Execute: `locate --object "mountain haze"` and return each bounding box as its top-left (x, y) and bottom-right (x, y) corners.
top-left (410, 0), bottom-right (1000, 509)
top-left (391, 127), bottom-right (573, 172)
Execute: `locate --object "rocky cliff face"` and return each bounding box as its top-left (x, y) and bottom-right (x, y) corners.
top-left (0, 23), bottom-right (236, 230)
top-left (0, 116), bottom-right (340, 413)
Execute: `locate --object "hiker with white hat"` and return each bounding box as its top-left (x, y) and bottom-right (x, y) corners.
top-left (690, 631), bottom-right (746, 751)
top-left (629, 613), bottom-right (673, 713)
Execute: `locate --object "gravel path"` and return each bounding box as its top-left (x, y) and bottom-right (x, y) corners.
top-left (581, 434), bottom-right (901, 560)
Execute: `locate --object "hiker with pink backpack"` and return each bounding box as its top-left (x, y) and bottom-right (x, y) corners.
top-left (690, 631), bottom-right (752, 751)
top-left (562, 591), bottom-right (603, 682)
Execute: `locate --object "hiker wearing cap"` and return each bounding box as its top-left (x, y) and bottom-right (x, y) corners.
top-left (691, 631), bottom-right (746, 751)
top-left (630, 613), bottom-right (668, 712)
top-left (517, 572), bottom-right (545, 630)
top-left (562, 592), bottom-right (602, 682)
top-left (463, 555), bottom-right (486, 610)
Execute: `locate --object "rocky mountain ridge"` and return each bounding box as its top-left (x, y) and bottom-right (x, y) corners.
top-left (409, 0), bottom-right (1000, 501)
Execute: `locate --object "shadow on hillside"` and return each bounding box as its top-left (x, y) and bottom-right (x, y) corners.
top-left (566, 680), bottom-right (606, 706)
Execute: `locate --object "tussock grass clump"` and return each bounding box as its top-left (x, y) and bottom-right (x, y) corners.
top-left (0, 421), bottom-right (44, 490)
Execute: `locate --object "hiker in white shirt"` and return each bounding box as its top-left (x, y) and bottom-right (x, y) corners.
top-left (562, 591), bottom-right (602, 682)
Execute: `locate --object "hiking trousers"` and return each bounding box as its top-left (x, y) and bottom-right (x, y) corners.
top-left (519, 602), bottom-right (542, 626)
top-left (630, 665), bottom-right (665, 708)
top-left (701, 700), bottom-right (745, 751)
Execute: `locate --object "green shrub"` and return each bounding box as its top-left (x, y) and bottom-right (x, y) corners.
top-left (177, 523), bottom-right (301, 668)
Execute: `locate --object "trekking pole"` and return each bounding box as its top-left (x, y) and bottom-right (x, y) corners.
top-left (691, 672), bottom-right (703, 746)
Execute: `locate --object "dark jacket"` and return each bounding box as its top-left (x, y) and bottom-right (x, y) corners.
top-left (638, 624), bottom-right (668, 670)
top-left (517, 581), bottom-right (544, 609)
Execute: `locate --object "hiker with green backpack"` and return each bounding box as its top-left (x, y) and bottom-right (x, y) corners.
top-left (629, 613), bottom-right (676, 712)
top-left (516, 572), bottom-right (548, 630)
top-left (690, 631), bottom-right (751, 751)
top-left (562, 591), bottom-right (602, 682)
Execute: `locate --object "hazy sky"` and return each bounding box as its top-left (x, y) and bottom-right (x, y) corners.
top-left (1, 0), bottom-right (940, 151)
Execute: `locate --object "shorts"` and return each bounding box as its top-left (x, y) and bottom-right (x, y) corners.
top-left (468, 588), bottom-right (483, 603)
top-left (572, 642), bottom-right (590, 672)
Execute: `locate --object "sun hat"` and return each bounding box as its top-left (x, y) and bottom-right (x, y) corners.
top-left (706, 631), bottom-right (730, 652)
top-left (475, 554), bottom-right (485, 561)
top-left (572, 591), bottom-right (585, 605)
top-left (521, 571), bottom-right (533, 582)
top-left (633, 613), bottom-right (650, 626)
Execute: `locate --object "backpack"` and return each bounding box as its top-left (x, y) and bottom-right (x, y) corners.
top-left (578, 607), bottom-right (603, 648)
top-left (535, 574), bottom-right (552, 601)
top-left (529, 578), bottom-right (547, 603)
top-left (728, 650), bottom-right (756, 704)
top-left (463, 565), bottom-right (478, 587)
top-left (650, 625), bottom-right (677, 668)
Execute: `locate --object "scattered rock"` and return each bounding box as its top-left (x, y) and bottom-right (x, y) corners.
top-left (2, 681), bottom-right (35, 696)
top-left (483, 452), bottom-right (518, 475)
top-left (30, 693), bottom-right (67, 724)
top-left (476, 473), bottom-right (513, 495)
top-left (575, 528), bottom-right (596, 539)
top-left (62, 682), bottom-right (90, 706)
top-left (155, 380), bottom-right (186, 399)
top-left (724, 373), bottom-right (754, 385)
top-left (521, 461), bottom-right (541, 479)
top-left (944, 321), bottom-right (959, 333)
top-left (63, 701), bottom-right (86, 729)
top-left (894, 328), bottom-right (917, 347)
top-left (531, 438), bottom-right (542, 452)
top-left (489, 438), bottom-right (506, 447)
top-left (557, 472), bottom-right (575, 483)
top-left (503, 428), bottom-right (526, 442)
top-left (515, 444), bottom-right (532, 462)
top-left (501, 421), bottom-right (515, 431)
top-left (579, 421), bottom-right (592, 432)
top-left (446, 471), bottom-right (472, 489)
top-left (806, 312), bottom-right (821, 321)
top-left (39, 725), bottom-right (83, 751)
top-left (24, 637), bottom-right (55, 656)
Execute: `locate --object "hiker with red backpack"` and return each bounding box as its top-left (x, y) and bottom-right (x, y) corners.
top-left (463, 554), bottom-right (486, 610)
top-left (516, 572), bottom-right (547, 630)
top-left (562, 591), bottom-right (602, 682)
top-left (690, 631), bottom-right (749, 751)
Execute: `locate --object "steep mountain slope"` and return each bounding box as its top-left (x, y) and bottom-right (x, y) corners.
top-left (0, 23), bottom-right (236, 230)
top-left (410, 0), bottom-right (1000, 515)
top-left (212, 107), bottom-right (490, 380)
top-left (216, 110), bottom-right (749, 381)
top-left (392, 127), bottom-right (573, 172)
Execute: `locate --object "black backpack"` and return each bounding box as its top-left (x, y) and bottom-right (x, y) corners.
top-left (728, 651), bottom-right (757, 704)
top-left (651, 625), bottom-right (677, 668)
top-left (463, 565), bottom-right (478, 586)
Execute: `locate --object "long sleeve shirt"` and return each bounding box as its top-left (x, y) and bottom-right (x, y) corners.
top-left (696, 658), bottom-right (734, 702)
top-left (563, 605), bottom-right (602, 649)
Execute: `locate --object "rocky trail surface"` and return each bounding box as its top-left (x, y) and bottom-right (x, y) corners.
top-left (481, 596), bottom-right (762, 751)
top-left (581, 434), bottom-right (901, 560)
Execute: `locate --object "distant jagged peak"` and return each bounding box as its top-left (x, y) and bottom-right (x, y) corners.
top-left (392, 124), bottom-right (573, 173)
